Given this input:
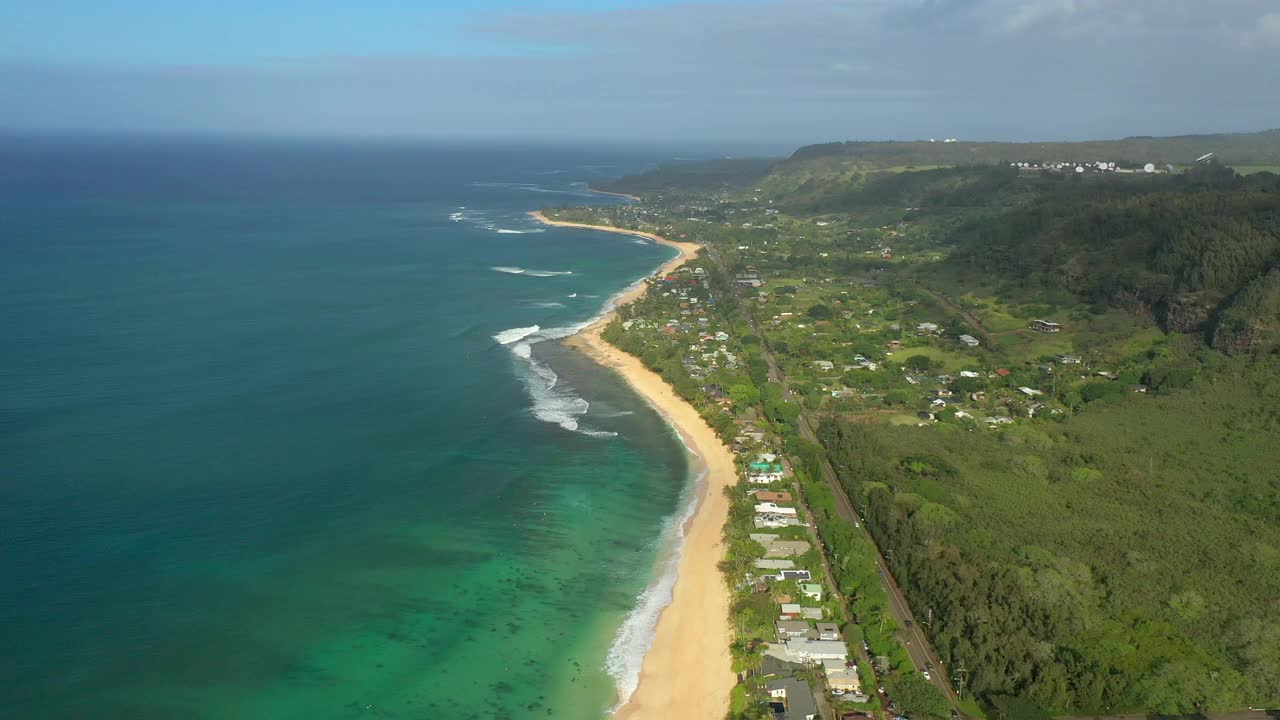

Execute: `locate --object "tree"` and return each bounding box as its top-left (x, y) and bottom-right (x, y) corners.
top-left (887, 671), bottom-right (950, 719)
top-left (905, 354), bottom-right (934, 372)
top-left (807, 303), bottom-right (834, 320)
top-left (730, 383), bottom-right (761, 408)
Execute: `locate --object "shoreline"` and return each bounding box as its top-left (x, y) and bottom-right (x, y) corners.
top-left (529, 211), bottom-right (737, 720)
top-left (588, 188), bottom-right (643, 202)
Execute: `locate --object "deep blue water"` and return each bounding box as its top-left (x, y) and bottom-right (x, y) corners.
top-left (0, 138), bottom-right (700, 719)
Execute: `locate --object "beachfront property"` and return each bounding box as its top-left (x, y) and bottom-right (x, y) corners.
top-left (783, 638), bottom-right (848, 663)
top-left (754, 501), bottom-right (798, 516)
top-left (766, 677), bottom-right (819, 720)
top-left (753, 490), bottom-right (793, 503)
top-left (755, 559), bottom-right (797, 570)
top-left (748, 456), bottom-right (787, 483)
top-left (761, 539), bottom-right (811, 558)
top-left (755, 514), bottom-right (801, 529)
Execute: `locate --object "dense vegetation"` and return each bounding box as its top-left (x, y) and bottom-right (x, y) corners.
top-left (789, 129), bottom-right (1280, 169)
top-left (602, 157), bottom-right (775, 196)
top-left (819, 357), bottom-right (1280, 714)
top-left (568, 129), bottom-right (1280, 716)
top-left (940, 167), bottom-right (1280, 354)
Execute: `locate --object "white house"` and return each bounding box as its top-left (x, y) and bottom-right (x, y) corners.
top-left (755, 502), bottom-right (797, 516)
top-left (784, 638), bottom-right (848, 662)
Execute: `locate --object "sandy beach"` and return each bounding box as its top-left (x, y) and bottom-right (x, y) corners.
top-left (530, 211), bottom-right (737, 720)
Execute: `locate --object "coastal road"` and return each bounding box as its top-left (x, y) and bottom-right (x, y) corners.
top-left (707, 245), bottom-right (964, 710)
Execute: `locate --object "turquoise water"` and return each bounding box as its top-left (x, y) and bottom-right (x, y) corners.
top-left (0, 139), bottom-right (695, 719)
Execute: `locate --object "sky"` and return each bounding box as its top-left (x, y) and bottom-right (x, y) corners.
top-left (2, 0), bottom-right (1279, 146)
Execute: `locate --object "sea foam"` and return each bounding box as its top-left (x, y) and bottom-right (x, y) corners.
top-left (493, 322), bottom-right (611, 437)
top-left (491, 266), bottom-right (574, 277)
top-left (605, 470), bottom-right (703, 709)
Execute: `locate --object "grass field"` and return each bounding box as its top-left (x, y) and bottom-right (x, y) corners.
top-left (888, 344), bottom-right (981, 371)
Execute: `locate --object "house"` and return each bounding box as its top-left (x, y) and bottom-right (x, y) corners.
top-left (751, 533), bottom-right (780, 543)
top-left (799, 606), bottom-right (824, 620)
top-left (822, 658), bottom-right (865, 696)
top-left (917, 322), bottom-right (941, 334)
top-left (1018, 386), bottom-right (1043, 397)
top-left (784, 638), bottom-right (848, 663)
top-left (776, 620), bottom-right (812, 639)
top-left (1030, 319), bottom-right (1062, 333)
top-left (800, 583), bottom-right (823, 601)
top-left (754, 490), bottom-right (794, 503)
top-left (995, 368), bottom-right (1012, 377)
top-left (959, 370), bottom-right (981, 378)
top-left (958, 334), bottom-right (980, 348)
top-left (816, 622), bottom-right (841, 641)
top-left (813, 360), bottom-right (835, 372)
top-left (755, 514), bottom-right (801, 529)
top-left (779, 603), bottom-right (803, 619)
top-left (755, 502), bottom-right (798, 516)
top-left (756, 559), bottom-right (797, 571)
top-left (766, 678), bottom-right (818, 720)
top-left (762, 540), bottom-right (812, 558)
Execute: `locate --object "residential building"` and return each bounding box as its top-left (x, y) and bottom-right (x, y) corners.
top-left (784, 638), bottom-right (849, 662)
top-left (816, 622), bottom-right (841, 641)
top-left (766, 677), bottom-right (819, 720)
top-left (1030, 319), bottom-right (1062, 333)
top-left (958, 334), bottom-right (980, 348)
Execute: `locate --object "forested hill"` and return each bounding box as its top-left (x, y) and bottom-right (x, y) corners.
top-left (938, 165), bottom-right (1280, 354)
top-left (789, 128), bottom-right (1280, 168)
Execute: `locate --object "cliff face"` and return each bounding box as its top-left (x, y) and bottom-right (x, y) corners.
top-left (1161, 293), bottom-right (1215, 333)
top-left (1208, 269), bottom-right (1280, 354)
top-left (1210, 322), bottom-right (1261, 354)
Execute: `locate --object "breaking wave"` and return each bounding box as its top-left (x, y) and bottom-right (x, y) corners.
top-left (491, 266), bottom-right (574, 277)
top-left (605, 471), bottom-right (703, 710)
top-left (493, 322), bottom-right (614, 437)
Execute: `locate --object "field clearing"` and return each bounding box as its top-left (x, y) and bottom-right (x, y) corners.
top-left (887, 344), bottom-right (980, 371)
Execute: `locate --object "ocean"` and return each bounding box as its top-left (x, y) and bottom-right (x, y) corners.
top-left (0, 137), bottom-right (703, 719)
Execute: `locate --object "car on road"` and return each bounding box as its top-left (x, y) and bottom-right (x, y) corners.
top-left (921, 670), bottom-right (931, 680)
top-left (904, 620), bottom-right (913, 628)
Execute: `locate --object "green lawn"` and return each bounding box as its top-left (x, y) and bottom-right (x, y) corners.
top-left (888, 345), bottom-right (980, 371)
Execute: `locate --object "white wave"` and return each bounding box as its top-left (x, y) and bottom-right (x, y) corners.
top-left (632, 238), bottom-right (648, 245)
top-left (606, 471), bottom-right (703, 709)
top-left (581, 429), bottom-right (619, 438)
top-left (494, 323), bottom-right (611, 437)
top-left (568, 293), bottom-right (577, 298)
top-left (530, 301), bottom-right (566, 309)
top-left (495, 228), bottom-right (545, 234)
top-left (493, 325), bottom-right (541, 345)
top-left (470, 181), bottom-right (596, 198)
top-left (491, 266), bottom-right (574, 277)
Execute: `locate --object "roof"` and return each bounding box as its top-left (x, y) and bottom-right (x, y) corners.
top-left (767, 677), bottom-right (818, 720)
top-left (800, 583), bottom-right (823, 592)
top-left (756, 559), bottom-right (797, 570)
top-left (785, 638), bottom-right (849, 659)
top-left (817, 622), bottom-right (840, 634)
top-left (776, 620), bottom-right (811, 635)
